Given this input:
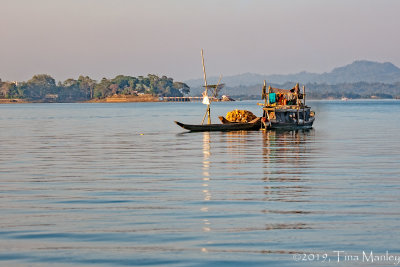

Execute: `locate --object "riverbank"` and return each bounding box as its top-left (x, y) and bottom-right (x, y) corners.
top-left (87, 94), bottom-right (159, 103)
top-left (0, 99), bottom-right (28, 104)
top-left (0, 94), bottom-right (160, 104)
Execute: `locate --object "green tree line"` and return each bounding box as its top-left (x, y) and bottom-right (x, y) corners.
top-left (0, 74), bottom-right (190, 101)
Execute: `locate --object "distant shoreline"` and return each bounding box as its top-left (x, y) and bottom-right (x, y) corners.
top-left (87, 94), bottom-right (159, 103)
top-left (0, 99), bottom-right (29, 104)
top-left (0, 94), bottom-right (160, 104)
top-left (1, 96), bottom-right (398, 104)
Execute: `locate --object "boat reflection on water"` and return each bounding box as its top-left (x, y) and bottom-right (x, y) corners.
top-left (262, 129), bottom-right (316, 203)
top-left (199, 130), bottom-right (317, 235)
top-left (202, 131), bottom-right (212, 205)
top-left (262, 129), bottom-right (316, 166)
top-left (191, 129), bottom-right (358, 260)
top-left (201, 132), bottom-right (212, 253)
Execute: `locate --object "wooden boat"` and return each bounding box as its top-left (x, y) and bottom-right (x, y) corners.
top-left (218, 116), bottom-right (234, 124)
top-left (175, 117), bottom-right (261, 132)
top-left (261, 82), bottom-right (315, 130)
top-left (174, 50), bottom-right (262, 132)
top-left (263, 108), bottom-right (315, 129)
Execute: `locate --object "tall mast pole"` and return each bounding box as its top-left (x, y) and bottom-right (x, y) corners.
top-left (201, 49), bottom-right (211, 124)
top-left (201, 49), bottom-right (208, 94)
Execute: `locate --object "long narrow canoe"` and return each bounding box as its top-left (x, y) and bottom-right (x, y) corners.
top-left (174, 117), bottom-right (261, 132)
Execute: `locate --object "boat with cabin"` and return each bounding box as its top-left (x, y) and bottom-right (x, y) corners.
top-left (260, 82), bottom-right (315, 130)
top-left (175, 50), bottom-right (315, 132)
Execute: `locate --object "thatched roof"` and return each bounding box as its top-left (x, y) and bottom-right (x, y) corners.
top-left (268, 83), bottom-right (300, 94)
top-left (269, 87), bottom-right (292, 94)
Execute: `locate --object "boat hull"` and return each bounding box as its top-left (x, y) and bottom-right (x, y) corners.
top-left (268, 117), bottom-right (315, 130)
top-left (175, 118), bottom-right (261, 132)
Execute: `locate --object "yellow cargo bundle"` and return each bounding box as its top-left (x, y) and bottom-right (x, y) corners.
top-left (226, 109), bottom-right (257, 122)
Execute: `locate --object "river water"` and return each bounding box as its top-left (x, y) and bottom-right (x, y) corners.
top-left (0, 100), bottom-right (399, 266)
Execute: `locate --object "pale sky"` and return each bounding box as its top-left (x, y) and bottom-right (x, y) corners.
top-left (1, 0), bottom-right (400, 82)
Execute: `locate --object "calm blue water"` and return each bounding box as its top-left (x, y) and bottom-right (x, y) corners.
top-left (0, 100), bottom-right (400, 266)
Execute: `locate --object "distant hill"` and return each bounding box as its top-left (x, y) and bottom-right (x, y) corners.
top-left (221, 81), bottom-right (400, 100)
top-left (319, 60), bottom-right (400, 84)
top-left (186, 60), bottom-right (400, 92)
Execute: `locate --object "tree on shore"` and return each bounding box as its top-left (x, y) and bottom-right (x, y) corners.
top-left (25, 74), bottom-right (57, 99)
top-left (0, 80), bottom-right (17, 98)
top-left (0, 74), bottom-right (190, 101)
top-left (78, 76), bottom-right (96, 99)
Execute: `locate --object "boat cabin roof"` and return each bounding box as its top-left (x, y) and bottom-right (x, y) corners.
top-left (269, 87), bottom-right (293, 94)
top-left (263, 106), bottom-right (310, 112)
top-left (268, 83), bottom-right (300, 94)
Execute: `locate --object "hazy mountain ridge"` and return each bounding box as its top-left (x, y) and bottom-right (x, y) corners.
top-left (185, 60), bottom-right (400, 88)
top-left (225, 81), bottom-right (400, 99)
